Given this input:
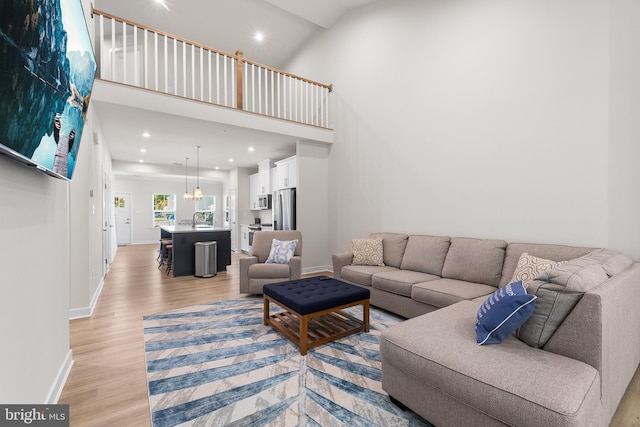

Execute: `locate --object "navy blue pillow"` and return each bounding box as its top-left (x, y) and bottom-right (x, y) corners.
top-left (475, 280), bottom-right (537, 345)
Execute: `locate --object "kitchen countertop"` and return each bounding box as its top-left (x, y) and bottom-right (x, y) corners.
top-left (161, 225), bottom-right (232, 234)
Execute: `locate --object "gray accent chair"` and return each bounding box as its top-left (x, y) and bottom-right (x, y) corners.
top-left (239, 230), bottom-right (303, 294)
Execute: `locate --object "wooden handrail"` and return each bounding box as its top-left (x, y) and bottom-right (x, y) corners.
top-left (92, 8), bottom-right (331, 91)
top-left (92, 8), bottom-right (333, 128)
top-left (242, 57), bottom-right (332, 91)
top-left (92, 9), bottom-right (236, 58)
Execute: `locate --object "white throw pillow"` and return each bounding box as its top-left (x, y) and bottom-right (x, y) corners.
top-left (265, 239), bottom-right (298, 264)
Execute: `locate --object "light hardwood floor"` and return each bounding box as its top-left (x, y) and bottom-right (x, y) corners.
top-left (59, 244), bottom-right (640, 426)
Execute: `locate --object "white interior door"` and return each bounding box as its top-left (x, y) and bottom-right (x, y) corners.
top-left (114, 192), bottom-right (132, 246)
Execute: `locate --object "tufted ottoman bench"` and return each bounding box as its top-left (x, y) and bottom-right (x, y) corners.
top-left (263, 276), bottom-right (371, 355)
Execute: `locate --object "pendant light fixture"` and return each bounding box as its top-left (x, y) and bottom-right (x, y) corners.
top-left (193, 145), bottom-right (203, 200)
top-left (183, 157), bottom-right (193, 200)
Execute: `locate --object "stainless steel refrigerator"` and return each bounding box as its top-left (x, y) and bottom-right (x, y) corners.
top-left (273, 188), bottom-right (296, 230)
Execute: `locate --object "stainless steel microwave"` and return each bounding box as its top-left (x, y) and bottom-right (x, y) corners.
top-left (258, 194), bottom-right (272, 209)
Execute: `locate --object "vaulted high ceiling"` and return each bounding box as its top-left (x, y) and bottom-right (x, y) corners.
top-left (91, 0), bottom-right (377, 175)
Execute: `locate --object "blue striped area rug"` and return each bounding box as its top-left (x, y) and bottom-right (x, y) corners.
top-left (143, 297), bottom-right (431, 427)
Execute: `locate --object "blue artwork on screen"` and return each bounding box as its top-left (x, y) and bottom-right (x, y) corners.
top-left (0, 0), bottom-right (96, 180)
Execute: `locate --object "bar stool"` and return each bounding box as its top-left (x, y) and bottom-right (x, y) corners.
top-left (158, 239), bottom-right (172, 269)
top-left (165, 244), bottom-right (173, 276)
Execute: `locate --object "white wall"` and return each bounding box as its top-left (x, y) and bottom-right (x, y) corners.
top-left (0, 0), bottom-right (113, 402)
top-left (0, 91), bottom-right (111, 403)
top-left (0, 158), bottom-right (72, 403)
top-left (285, 0), bottom-right (640, 260)
top-left (113, 176), bottom-right (225, 243)
top-left (296, 141), bottom-right (331, 272)
top-left (607, 0), bottom-right (640, 258)
top-left (68, 108), bottom-right (114, 316)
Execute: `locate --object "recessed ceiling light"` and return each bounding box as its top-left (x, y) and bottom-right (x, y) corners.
top-left (228, 158), bottom-right (234, 163)
top-left (140, 148), bottom-right (147, 153)
top-left (156, 0), bottom-right (170, 11)
top-left (215, 167), bottom-right (220, 170)
top-left (254, 32), bottom-right (264, 42)
top-left (142, 132), bottom-right (150, 138)
top-left (248, 147), bottom-right (255, 152)
top-left (139, 159), bottom-right (145, 163)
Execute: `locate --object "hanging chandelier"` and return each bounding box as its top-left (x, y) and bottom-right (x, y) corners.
top-left (193, 145), bottom-right (203, 200)
top-left (183, 157), bottom-right (193, 200)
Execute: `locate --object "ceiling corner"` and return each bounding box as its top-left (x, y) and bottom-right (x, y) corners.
top-left (264, 0), bottom-right (346, 29)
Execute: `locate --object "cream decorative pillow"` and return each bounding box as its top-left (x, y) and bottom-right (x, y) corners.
top-left (352, 238), bottom-right (385, 266)
top-left (511, 253), bottom-right (566, 288)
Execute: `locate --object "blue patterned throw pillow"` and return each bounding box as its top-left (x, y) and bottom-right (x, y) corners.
top-left (475, 280), bottom-right (536, 345)
top-left (265, 239), bottom-right (298, 264)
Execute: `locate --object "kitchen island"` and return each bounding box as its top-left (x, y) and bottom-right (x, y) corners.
top-left (160, 225), bottom-right (232, 277)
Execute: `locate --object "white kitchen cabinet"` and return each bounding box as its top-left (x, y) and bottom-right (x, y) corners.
top-left (240, 225), bottom-right (250, 253)
top-left (257, 159), bottom-right (272, 195)
top-left (270, 167), bottom-right (277, 192)
top-left (275, 156), bottom-right (297, 190)
top-left (249, 173), bottom-right (260, 210)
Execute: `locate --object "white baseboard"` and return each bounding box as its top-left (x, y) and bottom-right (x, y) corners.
top-left (69, 276), bottom-right (105, 320)
top-left (46, 350), bottom-right (73, 404)
top-left (302, 265), bottom-right (332, 275)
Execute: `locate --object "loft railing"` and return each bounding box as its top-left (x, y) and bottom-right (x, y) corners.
top-left (92, 9), bottom-right (332, 129)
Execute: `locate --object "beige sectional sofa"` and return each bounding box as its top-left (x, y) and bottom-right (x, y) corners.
top-left (332, 232), bottom-right (640, 427)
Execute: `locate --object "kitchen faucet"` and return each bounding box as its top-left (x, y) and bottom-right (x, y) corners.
top-left (192, 212), bottom-right (206, 226)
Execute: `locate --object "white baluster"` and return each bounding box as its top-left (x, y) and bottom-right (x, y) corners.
top-left (182, 42), bottom-right (187, 96)
top-left (122, 21), bottom-right (127, 85)
top-left (133, 26), bottom-right (138, 86)
top-left (173, 38), bottom-right (177, 95)
top-left (99, 15), bottom-right (104, 79)
top-left (200, 48), bottom-right (204, 101)
top-left (110, 18), bottom-right (115, 81)
top-left (154, 32), bottom-right (158, 91)
top-left (208, 50), bottom-right (212, 103)
top-left (143, 29), bottom-right (148, 89)
top-left (216, 53), bottom-right (220, 105)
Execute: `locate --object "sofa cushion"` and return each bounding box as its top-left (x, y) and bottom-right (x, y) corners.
top-left (352, 238), bottom-right (384, 266)
top-left (510, 253), bottom-right (566, 288)
top-left (248, 262), bottom-right (291, 278)
top-left (399, 235), bottom-right (451, 276)
top-left (380, 301), bottom-right (600, 427)
top-left (411, 278), bottom-right (496, 308)
top-left (441, 237), bottom-right (507, 286)
top-left (500, 243), bottom-right (593, 287)
top-left (518, 251), bottom-right (610, 348)
top-left (372, 270), bottom-right (440, 297)
top-left (475, 281), bottom-right (537, 345)
top-left (585, 248), bottom-right (633, 276)
top-left (340, 265), bottom-right (398, 287)
top-left (370, 232), bottom-right (409, 268)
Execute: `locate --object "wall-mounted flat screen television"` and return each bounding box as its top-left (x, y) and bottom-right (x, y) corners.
top-left (0, 0), bottom-right (96, 181)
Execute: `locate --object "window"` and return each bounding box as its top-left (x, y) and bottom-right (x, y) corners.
top-left (195, 195), bottom-right (215, 225)
top-left (153, 194), bottom-right (176, 227)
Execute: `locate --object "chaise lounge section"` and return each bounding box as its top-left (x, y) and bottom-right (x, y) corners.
top-left (332, 232), bottom-right (640, 426)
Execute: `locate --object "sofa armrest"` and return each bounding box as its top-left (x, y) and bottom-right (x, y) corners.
top-left (332, 251), bottom-right (354, 280)
top-left (239, 256), bottom-right (258, 293)
top-left (289, 256), bottom-right (302, 279)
